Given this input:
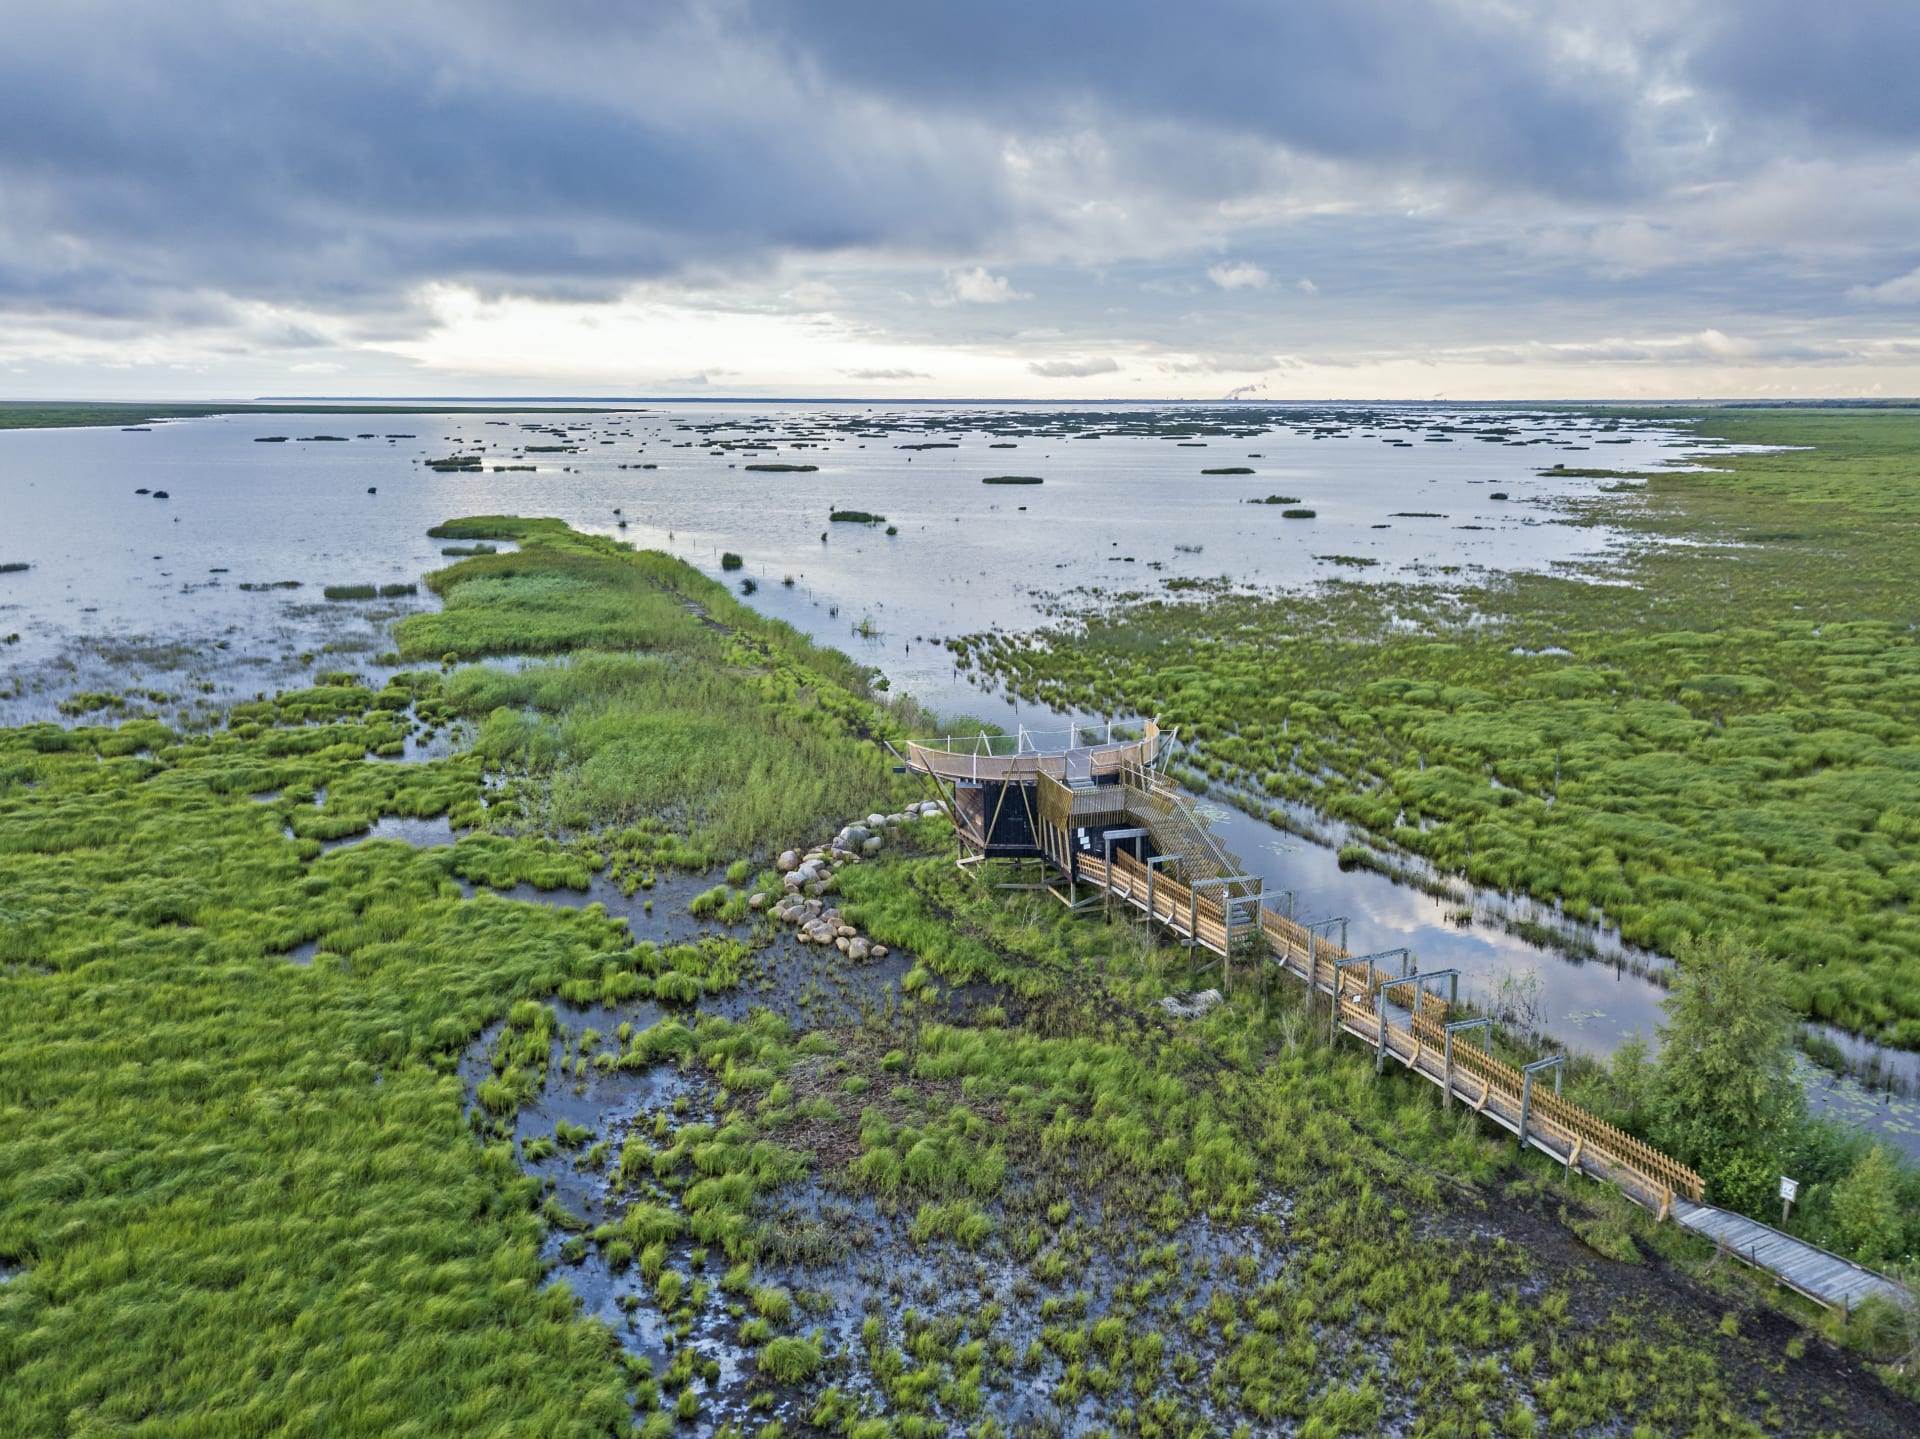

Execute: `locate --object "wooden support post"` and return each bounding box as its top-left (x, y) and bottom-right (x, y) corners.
top-left (1103, 834), bottom-right (1113, 920)
top-left (1442, 1019), bottom-right (1491, 1115)
top-left (1308, 930), bottom-right (1317, 1025)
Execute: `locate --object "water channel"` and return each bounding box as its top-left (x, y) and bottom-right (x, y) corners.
top-left (2, 401), bottom-right (1913, 1153)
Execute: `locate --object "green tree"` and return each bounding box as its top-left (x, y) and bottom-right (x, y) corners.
top-left (1603, 1030), bottom-right (1655, 1133)
top-left (1651, 931), bottom-right (1804, 1213)
top-left (1831, 1146), bottom-right (1904, 1267)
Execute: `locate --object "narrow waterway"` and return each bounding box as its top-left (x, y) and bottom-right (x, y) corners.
top-left (4, 400), bottom-right (1913, 1155)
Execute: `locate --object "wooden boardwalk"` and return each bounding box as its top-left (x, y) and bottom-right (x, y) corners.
top-left (1072, 842), bottom-right (1911, 1313)
top-left (1671, 1201), bottom-right (1909, 1311)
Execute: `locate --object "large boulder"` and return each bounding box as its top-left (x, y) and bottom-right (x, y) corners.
top-left (776, 850), bottom-right (799, 872)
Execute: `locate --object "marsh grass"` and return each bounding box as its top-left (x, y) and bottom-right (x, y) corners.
top-left (8, 503), bottom-right (1913, 1435)
top-left (0, 517), bottom-right (910, 1435)
top-left (953, 410), bottom-right (1920, 1048)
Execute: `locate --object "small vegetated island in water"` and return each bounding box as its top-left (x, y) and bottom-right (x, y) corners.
top-left (981, 474), bottom-right (1042, 484)
top-left (828, 509), bottom-right (885, 523)
top-left (322, 582), bottom-right (418, 600)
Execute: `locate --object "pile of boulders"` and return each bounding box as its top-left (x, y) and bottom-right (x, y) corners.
top-left (750, 800), bottom-right (945, 961)
top-left (772, 899), bottom-right (883, 959)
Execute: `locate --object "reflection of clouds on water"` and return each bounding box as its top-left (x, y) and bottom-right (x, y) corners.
top-left (0, 403), bottom-right (1693, 734)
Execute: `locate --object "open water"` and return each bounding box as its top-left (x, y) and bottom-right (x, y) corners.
top-left (3, 401), bottom-right (1912, 1153)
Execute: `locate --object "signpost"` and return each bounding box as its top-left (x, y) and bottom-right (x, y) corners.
top-left (1779, 1175), bottom-right (1799, 1228)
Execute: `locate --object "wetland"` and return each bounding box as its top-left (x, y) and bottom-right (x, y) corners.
top-left (3, 404), bottom-right (1920, 1436)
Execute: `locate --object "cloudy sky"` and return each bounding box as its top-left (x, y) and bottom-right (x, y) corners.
top-left (3, 0), bottom-right (1917, 400)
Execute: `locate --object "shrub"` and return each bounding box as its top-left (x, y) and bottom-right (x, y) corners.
top-left (758, 1336), bottom-right (823, 1384)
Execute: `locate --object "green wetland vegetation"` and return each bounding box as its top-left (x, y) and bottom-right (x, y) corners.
top-left (951, 408), bottom-right (1920, 1224)
top-left (3, 504), bottom-right (1919, 1435)
top-left (953, 411), bottom-right (1920, 1051)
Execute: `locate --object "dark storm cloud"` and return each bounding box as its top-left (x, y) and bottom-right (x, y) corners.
top-left (0, 0), bottom-right (1651, 323)
top-left (0, 2), bottom-right (1011, 314)
top-left (1, 0), bottom-right (1915, 384)
top-left (743, 0), bottom-right (1640, 200)
top-left (1685, 0), bottom-right (1920, 144)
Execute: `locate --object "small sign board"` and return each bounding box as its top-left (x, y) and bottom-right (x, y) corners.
top-left (1779, 1176), bottom-right (1799, 1203)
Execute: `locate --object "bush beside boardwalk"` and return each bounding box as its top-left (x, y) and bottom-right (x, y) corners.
top-left (2, 516), bottom-right (1916, 1435)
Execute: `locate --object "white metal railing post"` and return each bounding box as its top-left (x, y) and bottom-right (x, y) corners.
top-left (1376, 975), bottom-right (1426, 1073)
top-left (1329, 957), bottom-right (1375, 1043)
top-left (1146, 853), bottom-right (1180, 927)
top-left (1404, 968), bottom-right (1459, 1019)
top-left (1519, 1055), bottom-right (1565, 1153)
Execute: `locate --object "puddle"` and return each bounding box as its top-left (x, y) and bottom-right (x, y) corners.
top-left (319, 813), bottom-right (461, 853)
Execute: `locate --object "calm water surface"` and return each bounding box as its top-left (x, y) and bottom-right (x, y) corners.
top-left (4, 402), bottom-right (1910, 1152)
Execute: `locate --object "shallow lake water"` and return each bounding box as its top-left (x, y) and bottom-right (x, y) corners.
top-left (3, 400), bottom-right (1912, 1154)
top-left (0, 402), bottom-right (1686, 720)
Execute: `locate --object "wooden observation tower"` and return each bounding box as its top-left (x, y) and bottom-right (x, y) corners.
top-left (897, 720), bottom-right (1262, 924)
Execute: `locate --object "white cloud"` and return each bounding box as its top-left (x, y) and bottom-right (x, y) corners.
top-left (1847, 267), bottom-right (1920, 305)
top-left (782, 280), bottom-right (843, 308)
top-left (1027, 356), bottom-right (1121, 378)
top-left (1157, 352), bottom-right (1287, 374)
top-left (932, 267), bottom-right (1029, 306)
top-left (1207, 260), bottom-right (1270, 291)
top-left (1296, 277), bottom-right (1319, 295)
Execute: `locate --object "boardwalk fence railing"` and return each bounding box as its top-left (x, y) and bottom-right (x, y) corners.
top-left (1077, 835), bottom-right (1707, 1218)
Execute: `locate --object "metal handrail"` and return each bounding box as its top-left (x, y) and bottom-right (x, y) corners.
top-left (909, 718), bottom-right (1153, 757)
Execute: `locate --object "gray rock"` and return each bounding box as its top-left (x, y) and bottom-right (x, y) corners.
top-left (862, 836), bottom-right (884, 855)
top-left (1159, 989), bottom-right (1224, 1020)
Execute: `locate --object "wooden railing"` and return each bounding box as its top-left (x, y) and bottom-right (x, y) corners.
top-left (1035, 771), bottom-right (1131, 831)
top-left (1068, 840), bottom-right (1707, 1215)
